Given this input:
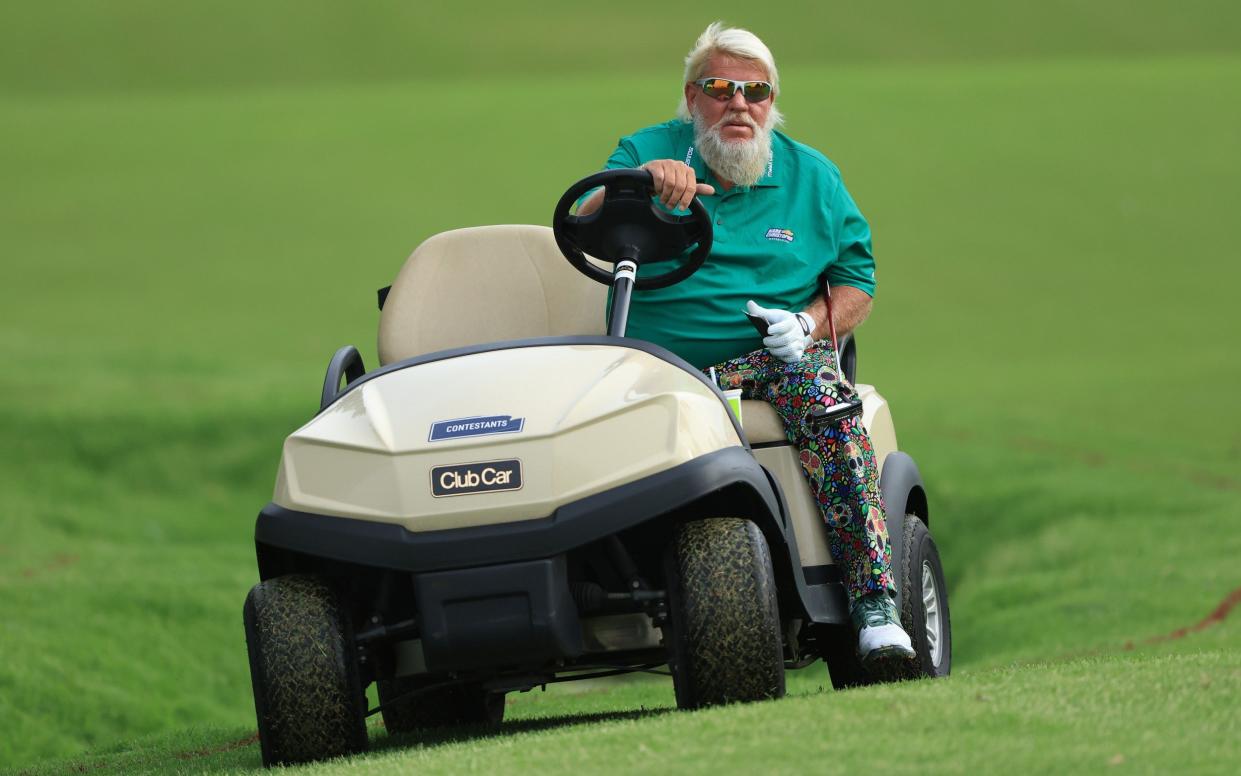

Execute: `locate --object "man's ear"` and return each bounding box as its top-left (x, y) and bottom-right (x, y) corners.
top-left (683, 81), bottom-right (696, 113)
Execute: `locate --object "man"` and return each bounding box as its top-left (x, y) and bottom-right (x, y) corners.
top-left (582, 22), bottom-right (914, 664)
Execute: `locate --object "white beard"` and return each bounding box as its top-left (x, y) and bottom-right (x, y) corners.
top-left (691, 105), bottom-right (776, 187)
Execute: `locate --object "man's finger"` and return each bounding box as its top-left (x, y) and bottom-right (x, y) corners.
top-left (771, 342), bottom-right (805, 363)
top-left (669, 167), bottom-right (688, 209)
top-left (696, 183), bottom-right (715, 197)
top-left (680, 163), bottom-right (699, 207)
top-left (748, 301), bottom-right (784, 325)
top-left (764, 329), bottom-right (801, 349)
top-left (648, 164), bottom-right (664, 196)
top-left (766, 316), bottom-right (799, 336)
top-left (677, 167), bottom-right (696, 210)
top-left (659, 163), bottom-right (678, 207)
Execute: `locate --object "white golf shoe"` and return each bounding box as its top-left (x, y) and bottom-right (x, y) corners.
top-left (851, 592), bottom-right (916, 663)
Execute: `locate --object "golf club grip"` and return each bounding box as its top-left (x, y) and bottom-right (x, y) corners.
top-left (745, 312), bottom-right (770, 337)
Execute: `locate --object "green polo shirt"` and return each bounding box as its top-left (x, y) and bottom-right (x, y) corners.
top-left (598, 119), bottom-right (876, 369)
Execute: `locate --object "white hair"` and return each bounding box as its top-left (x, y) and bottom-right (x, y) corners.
top-left (676, 21), bottom-right (780, 121)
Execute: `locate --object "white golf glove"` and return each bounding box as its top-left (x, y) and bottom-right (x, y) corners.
top-left (746, 300), bottom-right (815, 364)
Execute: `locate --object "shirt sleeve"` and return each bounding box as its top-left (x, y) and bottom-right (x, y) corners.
top-left (605, 138), bottom-right (641, 169)
top-left (824, 178), bottom-right (877, 297)
top-left (575, 139), bottom-right (642, 210)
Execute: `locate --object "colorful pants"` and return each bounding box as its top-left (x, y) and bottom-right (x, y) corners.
top-left (707, 341), bottom-right (895, 603)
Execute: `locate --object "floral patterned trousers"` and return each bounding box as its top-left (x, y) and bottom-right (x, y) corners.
top-left (708, 341), bottom-right (895, 603)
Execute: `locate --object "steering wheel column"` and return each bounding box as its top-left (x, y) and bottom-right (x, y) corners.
top-left (607, 260), bottom-right (639, 337)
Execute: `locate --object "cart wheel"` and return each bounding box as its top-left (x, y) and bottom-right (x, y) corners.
top-left (243, 575), bottom-right (368, 767)
top-left (665, 517), bottom-right (785, 708)
top-left (377, 676), bottom-right (504, 734)
top-left (898, 515), bottom-right (952, 678)
top-left (818, 623), bottom-right (872, 689)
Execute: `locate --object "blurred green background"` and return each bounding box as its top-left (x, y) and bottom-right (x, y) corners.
top-left (2, 1), bottom-right (1239, 771)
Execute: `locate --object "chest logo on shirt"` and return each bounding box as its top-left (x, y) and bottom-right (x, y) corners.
top-left (765, 227), bottom-right (795, 243)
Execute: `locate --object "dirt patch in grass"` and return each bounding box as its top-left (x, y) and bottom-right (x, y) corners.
top-left (175, 732), bottom-right (260, 760)
top-left (15, 553), bottom-right (79, 580)
top-left (1125, 585), bottom-right (1241, 650)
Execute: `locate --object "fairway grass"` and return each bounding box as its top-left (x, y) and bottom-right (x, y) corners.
top-left (3, 28), bottom-right (1240, 776)
top-left (15, 645), bottom-right (1241, 775)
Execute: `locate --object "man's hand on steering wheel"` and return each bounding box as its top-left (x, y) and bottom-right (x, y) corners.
top-left (577, 160), bottom-right (715, 215)
top-left (641, 160), bottom-right (715, 210)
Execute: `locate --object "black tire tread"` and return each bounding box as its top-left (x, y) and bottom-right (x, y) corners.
top-left (244, 574), bottom-right (368, 766)
top-left (668, 518), bottom-right (785, 708)
top-left (897, 515), bottom-right (952, 679)
top-left (819, 624), bottom-right (871, 690)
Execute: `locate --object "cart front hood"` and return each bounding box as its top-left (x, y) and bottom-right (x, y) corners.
top-left (272, 344), bottom-right (741, 532)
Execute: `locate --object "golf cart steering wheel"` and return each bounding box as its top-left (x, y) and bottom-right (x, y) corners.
top-left (552, 169), bottom-right (713, 290)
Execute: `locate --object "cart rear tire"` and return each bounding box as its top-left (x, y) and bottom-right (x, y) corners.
top-left (819, 624), bottom-right (872, 689)
top-left (898, 515), bottom-right (952, 678)
top-left (665, 517), bottom-right (785, 708)
top-left (243, 575), bottom-right (368, 767)
top-left (377, 676), bottom-right (504, 734)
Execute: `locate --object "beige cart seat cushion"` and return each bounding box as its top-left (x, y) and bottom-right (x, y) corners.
top-left (378, 225), bottom-right (607, 365)
top-left (739, 400), bottom-right (789, 445)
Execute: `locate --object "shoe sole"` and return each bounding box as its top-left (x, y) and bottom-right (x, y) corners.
top-left (860, 646), bottom-right (917, 681)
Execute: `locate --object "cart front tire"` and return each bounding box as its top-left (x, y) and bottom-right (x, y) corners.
top-left (665, 517), bottom-right (785, 709)
top-left (243, 575), bottom-right (368, 767)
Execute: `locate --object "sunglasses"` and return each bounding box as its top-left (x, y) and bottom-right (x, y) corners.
top-left (693, 77), bottom-right (773, 103)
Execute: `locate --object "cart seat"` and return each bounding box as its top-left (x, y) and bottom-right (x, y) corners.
top-left (379, 225), bottom-right (607, 365)
top-left (739, 401), bottom-right (789, 445)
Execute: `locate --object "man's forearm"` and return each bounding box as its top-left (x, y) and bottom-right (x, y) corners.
top-left (577, 189), bottom-right (604, 215)
top-left (802, 285), bottom-right (873, 340)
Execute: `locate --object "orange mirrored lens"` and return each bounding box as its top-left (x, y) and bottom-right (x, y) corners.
top-left (699, 78), bottom-right (771, 102)
top-left (742, 82), bottom-right (772, 101)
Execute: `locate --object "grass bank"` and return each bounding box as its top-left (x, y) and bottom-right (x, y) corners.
top-left (2, 28), bottom-right (1238, 774)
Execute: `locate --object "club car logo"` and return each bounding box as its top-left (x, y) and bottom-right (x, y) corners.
top-left (428, 414), bottom-right (524, 442)
top-left (430, 459), bottom-right (523, 498)
top-left (765, 227), bottom-right (795, 243)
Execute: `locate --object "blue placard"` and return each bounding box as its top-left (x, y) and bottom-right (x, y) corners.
top-left (428, 414), bottom-right (525, 442)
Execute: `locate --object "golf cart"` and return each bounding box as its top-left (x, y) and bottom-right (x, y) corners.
top-left (243, 170), bottom-right (951, 767)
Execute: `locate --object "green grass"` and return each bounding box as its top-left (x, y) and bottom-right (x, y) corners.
top-left (2, 1), bottom-right (1238, 95)
top-left (16, 645), bottom-right (1241, 775)
top-left (3, 2), bottom-right (1241, 772)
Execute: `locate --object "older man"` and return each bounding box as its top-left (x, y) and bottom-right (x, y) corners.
top-left (582, 22), bottom-right (914, 664)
